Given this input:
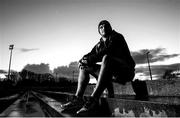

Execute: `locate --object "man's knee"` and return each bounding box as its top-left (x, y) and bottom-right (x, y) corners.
top-left (102, 55), bottom-right (112, 65)
top-left (79, 66), bottom-right (93, 74)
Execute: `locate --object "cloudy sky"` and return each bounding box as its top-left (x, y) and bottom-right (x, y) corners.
top-left (0, 0), bottom-right (180, 80)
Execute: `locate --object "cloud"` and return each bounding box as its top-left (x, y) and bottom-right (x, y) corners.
top-left (131, 48), bottom-right (179, 64)
top-left (135, 63), bottom-right (180, 79)
top-left (19, 48), bottom-right (39, 52)
top-left (23, 63), bottom-right (51, 74)
top-left (53, 61), bottom-right (79, 79)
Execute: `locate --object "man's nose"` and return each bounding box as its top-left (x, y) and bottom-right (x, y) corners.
top-left (102, 27), bottom-right (105, 30)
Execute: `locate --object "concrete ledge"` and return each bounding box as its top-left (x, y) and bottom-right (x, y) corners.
top-left (103, 98), bottom-right (180, 117)
top-left (31, 91), bottom-right (64, 117)
top-left (35, 90), bottom-right (180, 117)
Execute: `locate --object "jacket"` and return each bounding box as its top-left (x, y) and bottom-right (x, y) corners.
top-left (81, 30), bottom-right (135, 69)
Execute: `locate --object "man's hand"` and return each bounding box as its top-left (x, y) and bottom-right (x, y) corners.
top-left (79, 57), bottom-right (89, 69)
top-left (78, 63), bottom-right (87, 69)
top-left (81, 58), bottom-right (88, 64)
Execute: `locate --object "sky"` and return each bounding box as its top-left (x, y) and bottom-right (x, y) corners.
top-left (0, 0), bottom-right (180, 80)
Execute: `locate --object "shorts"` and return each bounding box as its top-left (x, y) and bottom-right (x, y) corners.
top-left (112, 68), bottom-right (135, 85)
top-left (82, 63), bottom-right (135, 85)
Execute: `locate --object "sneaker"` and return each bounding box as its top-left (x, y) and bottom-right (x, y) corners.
top-left (61, 96), bottom-right (84, 112)
top-left (76, 97), bottom-right (99, 114)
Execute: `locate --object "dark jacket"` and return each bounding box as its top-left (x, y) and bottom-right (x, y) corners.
top-left (81, 30), bottom-right (135, 69)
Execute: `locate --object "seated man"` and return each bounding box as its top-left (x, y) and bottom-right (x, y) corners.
top-left (61, 20), bottom-right (136, 114)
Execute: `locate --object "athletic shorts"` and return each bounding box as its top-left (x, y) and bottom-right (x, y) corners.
top-left (82, 63), bottom-right (135, 85)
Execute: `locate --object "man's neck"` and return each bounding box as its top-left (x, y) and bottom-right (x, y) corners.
top-left (102, 35), bottom-right (110, 42)
top-left (101, 30), bottom-right (113, 41)
top-left (101, 37), bottom-right (106, 41)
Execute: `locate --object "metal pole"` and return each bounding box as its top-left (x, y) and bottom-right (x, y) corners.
top-left (146, 51), bottom-right (152, 80)
top-left (8, 45), bottom-right (14, 80)
top-left (73, 71), bottom-right (74, 82)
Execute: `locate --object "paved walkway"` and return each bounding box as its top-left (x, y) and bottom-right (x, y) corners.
top-left (0, 94), bottom-right (45, 117)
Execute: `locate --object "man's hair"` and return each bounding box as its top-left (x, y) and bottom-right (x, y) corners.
top-left (98, 20), bottom-right (112, 35)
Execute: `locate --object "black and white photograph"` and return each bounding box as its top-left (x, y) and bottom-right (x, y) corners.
top-left (0, 0), bottom-right (180, 117)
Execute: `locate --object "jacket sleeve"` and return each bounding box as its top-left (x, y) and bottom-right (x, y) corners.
top-left (80, 43), bottom-right (104, 65)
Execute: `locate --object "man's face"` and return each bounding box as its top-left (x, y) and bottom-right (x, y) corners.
top-left (99, 24), bottom-right (108, 37)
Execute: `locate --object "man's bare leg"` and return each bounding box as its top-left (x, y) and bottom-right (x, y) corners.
top-left (76, 55), bottom-right (114, 114)
top-left (90, 65), bottom-right (114, 98)
top-left (75, 68), bottom-right (90, 98)
top-left (91, 55), bottom-right (113, 99)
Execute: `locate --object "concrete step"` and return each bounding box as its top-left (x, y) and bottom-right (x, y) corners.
top-left (35, 90), bottom-right (180, 117)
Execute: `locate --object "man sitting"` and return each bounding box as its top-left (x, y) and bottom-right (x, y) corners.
top-left (61, 20), bottom-right (136, 114)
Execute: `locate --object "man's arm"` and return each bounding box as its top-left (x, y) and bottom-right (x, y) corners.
top-left (79, 42), bottom-right (104, 67)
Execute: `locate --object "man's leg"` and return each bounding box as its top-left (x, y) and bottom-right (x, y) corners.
top-left (76, 55), bottom-right (113, 114)
top-left (75, 68), bottom-right (90, 97)
top-left (61, 67), bottom-right (91, 110)
top-left (90, 64), bottom-right (114, 98)
top-left (91, 75), bottom-right (115, 98)
top-left (91, 55), bottom-right (113, 99)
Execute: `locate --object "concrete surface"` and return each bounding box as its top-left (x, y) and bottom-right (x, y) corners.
top-left (35, 90), bottom-right (180, 117)
top-left (0, 92), bottom-right (45, 117)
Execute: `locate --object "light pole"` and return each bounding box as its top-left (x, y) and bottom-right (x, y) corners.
top-left (146, 51), bottom-right (152, 80)
top-left (8, 44), bottom-right (14, 80)
top-left (72, 71), bottom-right (75, 82)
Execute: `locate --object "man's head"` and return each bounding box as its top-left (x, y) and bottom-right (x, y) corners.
top-left (98, 20), bottom-right (112, 37)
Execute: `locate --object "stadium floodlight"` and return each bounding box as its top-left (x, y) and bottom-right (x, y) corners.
top-left (8, 44), bottom-right (14, 80)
